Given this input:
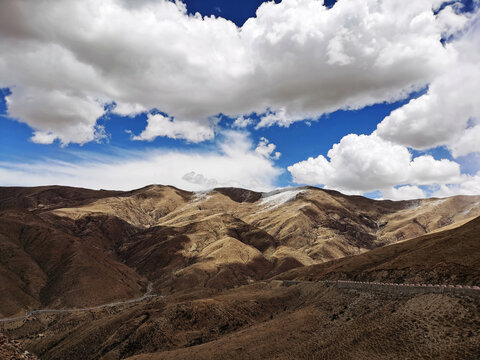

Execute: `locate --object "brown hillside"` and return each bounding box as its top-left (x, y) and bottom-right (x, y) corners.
top-left (2, 281), bottom-right (478, 360)
top-left (1, 184), bottom-right (479, 317)
top-left (277, 216), bottom-right (480, 285)
top-left (0, 185), bottom-right (479, 359)
top-left (0, 209), bottom-right (145, 317)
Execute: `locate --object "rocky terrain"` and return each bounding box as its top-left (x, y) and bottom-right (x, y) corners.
top-left (0, 332), bottom-right (38, 359)
top-left (0, 185), bottom-right (479, 359)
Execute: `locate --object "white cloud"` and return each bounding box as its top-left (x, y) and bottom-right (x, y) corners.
top-left (286, 7), bottom-right (480, 200)
top-left (431, 172), bottom-right (480, 197)
top-left (30, 131), bottom-right (57, 145)
top-left (114, 102), bottom-right (147, 117)
top-left (5, 87), bottom-right (105, 145)
top-left (182, 171), bottom-right (218, 188)
top-left (0, 0), bottom-right (462, 144)
top-left (256, 108), bottom-right (299, 129)
top-left (255, 137), bottom-right (281, 160)
top-left (288, 133), bottom-right (461, 196)
top-left (449, 125), bottom-right (480, 158)
top-left (436, 3), bottom-right (470, 37)
top-left (0, 131), bottom-right (281, 191)
top-left (408, 155), bottom-right (462, 184)
top-left (376, 11), bottom-right (480, 155)
top-left (232, 116), bottom-right (253, 128)
top-left (381, 185), bottom-right (426, 201)
top-left (131, 114), bottom-right (215, 142)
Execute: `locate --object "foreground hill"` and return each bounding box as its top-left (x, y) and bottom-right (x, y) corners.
top-left (276, 216), bottom-right (480, 285)
top-left (1, 184), bottom-right (479, 317)
top-left (2, 279), bottom-right (479, 360)
top-left (0, 188), bottom-right (479, 359)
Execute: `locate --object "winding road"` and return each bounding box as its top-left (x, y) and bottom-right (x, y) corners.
top-left (282, 279), bottom-right (480, 297)
top-left (0, 283), bottom-right (164, 323)
top-left (2, 280), bottom-right (479, 323)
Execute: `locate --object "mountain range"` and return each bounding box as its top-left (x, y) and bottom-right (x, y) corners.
top-left (0, 185), bottom-right (479, 359)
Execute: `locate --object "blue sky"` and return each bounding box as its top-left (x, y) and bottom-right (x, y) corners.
top-left (0, 0), bottom-right (479, 199)
top-left (0, 86), bottom-right (426, 182)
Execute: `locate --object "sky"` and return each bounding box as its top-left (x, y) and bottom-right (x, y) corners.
top-left (0, 0), bottom-right (479, 200)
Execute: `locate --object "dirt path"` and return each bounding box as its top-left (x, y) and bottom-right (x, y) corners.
top-left (0, 283), bottom-right (163, 323)
top-left (2, 279), bottom-right (479, 323)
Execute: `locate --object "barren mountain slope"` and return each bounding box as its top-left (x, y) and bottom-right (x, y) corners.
top-left (50, 185), bottom-right (480, 262)
top-left (48, 185), bottom-right (480, 294)
top-left (52, 185), bottom-right (192, 228)
top-left (1, 185), bottom-right (479, 360)
top-left (1, 185), bottom-right (479, 317)
top-left (126, 286), bottom-right (480, 360)
top-left (0, 209), bottom-right (146, 317)
top-left (3, 281), bottom-right (478, 360)
top-left (277, 216), bottom-right (480, 285)
top-left (0, 185), bottom-right (122, 212)
top-left (118, 213), bottom-right (279, 292)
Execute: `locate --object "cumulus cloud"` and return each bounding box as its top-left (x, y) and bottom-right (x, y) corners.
top-left (256, 108), bottom-right (299, 129)
top-left (5, 87), bottom-right (106, 145)
top-left (0, 131), bottom-right (281, 191)
top-left (381, 185), bottom-right (426, 201)
top-left (288, 133), bottom-right (461, 197)
top-left (0, 0), bottom-right (462, 144)
top-left (131, 114), bottom-right (215, 142)
top-left (287, 4), bottom-right (480, 200)
top-left (376, 10), bottom-right (480, 155)
top-left (182, 171), bottom-right (218, 188)
top-left (436, 2), bottom-right (470, 37)
top-left (232, 116), bottom-right (253, 128)
top-left (431, 172), bottom-right (480, 197)
top-left (448, 125), bottom-right (480, 158)
top-left (255, 137), bottom-right (281, 160)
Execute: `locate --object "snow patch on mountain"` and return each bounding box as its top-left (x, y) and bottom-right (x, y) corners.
top-left (193, 191), bottom-right (212, 202)
top-left (428, 199), bottom-right (448, 207)
top-left (259, 188), bottom-right (307, 209)
top-left (461, 201), bottom-right (480, 216)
